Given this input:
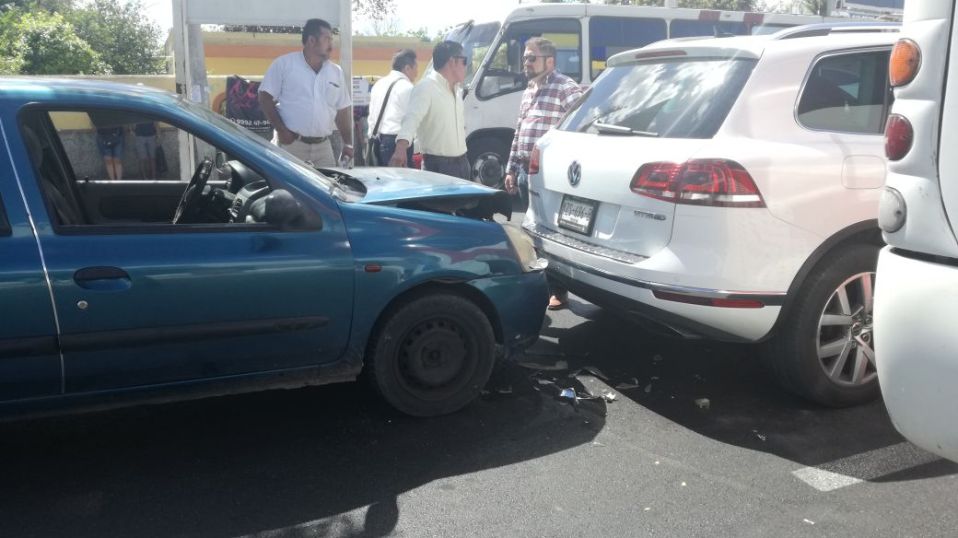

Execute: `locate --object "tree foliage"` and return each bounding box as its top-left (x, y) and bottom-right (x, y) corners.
top-left (14, 11), bottom-right (110, 75)
top-left (0, 0), bottom-right (163, 75)
top-left (69, 0), bottom-right (164, 74)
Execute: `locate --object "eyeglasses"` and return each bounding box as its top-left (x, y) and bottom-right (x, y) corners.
top-left (452, 55), bottom-right (468, 65)
top-left (523, 55), bottom-right (549, 63)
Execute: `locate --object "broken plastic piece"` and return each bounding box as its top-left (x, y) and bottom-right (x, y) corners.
top-left (559, 388), bottom-right (577, 400)
top-left (614, 378), bottom-right (640, 390)
top-left (602, 391), bottom-right (617, 403)
top-left (517, 358), bottom-right (569, 371)
top-left (694, 398), bottom-right (710, 410)
top-left (497, 386), bottom-right (513, 395)
top-left (644, 383), bottom-right (653, 393)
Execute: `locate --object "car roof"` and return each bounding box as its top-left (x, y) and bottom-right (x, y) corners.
top-left (0, 77), bottom-right (180, 108)
top-left (607, 22), bottom-right (899, 67)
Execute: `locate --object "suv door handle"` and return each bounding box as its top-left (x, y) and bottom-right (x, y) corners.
top-left (74, 266), bottom-right (132, 291)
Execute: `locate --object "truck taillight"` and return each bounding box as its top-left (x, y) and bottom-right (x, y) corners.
top-left (529, 146), bottom-right (540, 174)
top-left (630, 159), bottom-right (765, 208)
top-left (885, 114), bottom-right (913, 161)
top-left (889, 38), bottom-right (921, 87)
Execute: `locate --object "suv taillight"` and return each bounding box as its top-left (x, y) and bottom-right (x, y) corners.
top-left (885, 114), bottom-right (913, 161)
top-left (630, 159), bottom-right (765, 208)
top-left (889, 38), bottom-right (921, 87)
top-left (529, 146), bottom-right (540, 174)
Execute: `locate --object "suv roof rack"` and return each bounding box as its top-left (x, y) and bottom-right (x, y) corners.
top-left (774, 22), bottom-right (900, 40)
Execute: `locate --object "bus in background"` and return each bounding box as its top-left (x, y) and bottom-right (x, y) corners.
top-left (449, 3), bottom-right (837, 187)
top-left (875, 0), bottom-right (958, 463)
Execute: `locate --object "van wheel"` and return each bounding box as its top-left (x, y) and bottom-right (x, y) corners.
top-left (368, 293), bottom-right (496, 417)
top-left (468, 137), bottom-right (510, 188)
top-left (766, 243), bottom-right (879, 407)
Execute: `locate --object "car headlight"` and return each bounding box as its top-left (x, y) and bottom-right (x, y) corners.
top-left (502, 223), bottom-right (547, 272)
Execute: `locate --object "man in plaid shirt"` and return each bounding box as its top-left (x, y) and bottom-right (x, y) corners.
top-left (504, 37), bottom-right (583, 310)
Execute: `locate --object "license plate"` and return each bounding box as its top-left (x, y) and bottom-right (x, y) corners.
top-left (558, 195), bottom-right (598, 235)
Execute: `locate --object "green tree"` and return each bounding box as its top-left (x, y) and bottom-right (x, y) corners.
top-left (15, 11), bottom-right (110, 74)
top-left (69, 0), bottom-right (164, 74)
top-left (677, 0), bottom-right (757, 9)
top-left (803, 0), bottom-right (829, 16)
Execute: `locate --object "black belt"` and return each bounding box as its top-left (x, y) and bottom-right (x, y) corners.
top-left (298, 135), bottom-right (329, 144)
top-left (423, 153), bottom-right (467, 161)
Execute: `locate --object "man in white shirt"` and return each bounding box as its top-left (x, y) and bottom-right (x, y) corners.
top-left (368, 49), bottom-right (417, 166)
top-left (258, 18), bottom-right (353, 167)
top-left (389, 41), bottom-right (471, 180)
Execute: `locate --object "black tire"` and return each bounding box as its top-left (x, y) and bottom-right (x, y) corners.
top-left (765, 243), bottom-right (880, 407)
top-left (467, 136), bottom-right (510, 189)
top-left (367, 293), bottom-right (496, 417)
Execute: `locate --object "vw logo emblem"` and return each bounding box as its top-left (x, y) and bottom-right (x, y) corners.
top-left (567, 160), bottom-right (582, 187)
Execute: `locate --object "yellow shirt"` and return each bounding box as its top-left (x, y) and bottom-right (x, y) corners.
top-left (397, 71), bottom-right (467, 157)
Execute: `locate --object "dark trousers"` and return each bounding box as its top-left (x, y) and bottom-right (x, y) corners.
top-left (423, 153), bottom-right (471, 180)
top-left (378, 134), bottom-right (413, 167)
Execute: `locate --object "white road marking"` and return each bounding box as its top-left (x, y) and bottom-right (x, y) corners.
top-left (792, 441), bottom-right (943, 492)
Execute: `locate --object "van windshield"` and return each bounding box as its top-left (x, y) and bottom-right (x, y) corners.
top-left (560, 57), bottom-right (757, 139)
top-left (445, 21), bottom-right (501, 85)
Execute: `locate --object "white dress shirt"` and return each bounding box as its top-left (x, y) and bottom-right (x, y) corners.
top-left (397, 71), bottom-right (467, 157)
top-left (259, 51), bottom-right (351, 138)
top-left (367, 70), bottom-right (414, 137)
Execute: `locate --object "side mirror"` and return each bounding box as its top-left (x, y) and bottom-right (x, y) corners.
top-left (462, 84), bottom-right (470, 100)
top-left (264, 189), bottom-right (322, 231)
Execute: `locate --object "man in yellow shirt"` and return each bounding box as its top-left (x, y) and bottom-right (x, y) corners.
top-left (389, 41), bottom-right (470, 180)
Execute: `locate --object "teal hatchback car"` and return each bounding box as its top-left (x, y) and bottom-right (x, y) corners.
top-left (0, 79), bottom-right (548, 418)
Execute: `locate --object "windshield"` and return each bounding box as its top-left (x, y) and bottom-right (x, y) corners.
top-left (183, 96), bottom-right (338, 192)
top-left (445, 21), bottom-right (501, 85)
top-left (560, 58), bottom-right (757, 139)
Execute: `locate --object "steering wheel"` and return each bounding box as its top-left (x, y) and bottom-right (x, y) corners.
top-left (172, 158), bottom-right (214, 224)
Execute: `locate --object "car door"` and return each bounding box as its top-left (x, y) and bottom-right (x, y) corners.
top-left (0, 138), bottom-right (61, 401)
top-left (16, 107), bottom-right (355, 394)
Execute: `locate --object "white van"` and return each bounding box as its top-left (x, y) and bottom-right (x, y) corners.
top-left (448, 3), bottom-right (835, 186)
top-left (875, 1), bottom-right (958, 462)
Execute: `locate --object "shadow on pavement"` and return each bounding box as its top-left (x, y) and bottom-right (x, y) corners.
top-left (0, 365), bottom-right (603, 538)
top-left (525, 300), bottom-right (958, 480)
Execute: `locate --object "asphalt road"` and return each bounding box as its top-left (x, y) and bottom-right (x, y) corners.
top-left (2, 293), bottom-right (956, 538)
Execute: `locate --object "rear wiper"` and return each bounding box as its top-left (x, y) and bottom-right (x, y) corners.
top-left (593, 122), bottom-right (658, 137)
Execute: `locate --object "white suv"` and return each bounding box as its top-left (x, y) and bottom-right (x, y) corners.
top-left (876, 2), bottom-right (958, 462)
top-left (524, 23), bottom-right (899, 406)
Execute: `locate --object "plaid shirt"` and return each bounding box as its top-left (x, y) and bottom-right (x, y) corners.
top-left (507, 70), bottom-right (584, 177)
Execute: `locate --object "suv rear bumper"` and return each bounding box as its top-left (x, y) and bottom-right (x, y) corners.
top-left (876, 247), bottom-right (958, 462)
top-left (542, 250), bottom-right (783, 342)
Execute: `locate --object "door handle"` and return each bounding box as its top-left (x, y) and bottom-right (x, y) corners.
top-left (74, 266), bottom-right (132, 291)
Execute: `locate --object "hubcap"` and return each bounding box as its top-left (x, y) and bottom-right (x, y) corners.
top-left (816, 271), bottom-right (876, 387)
top-left (473, 153), bottom-right (504, 187)
top-left (399, 319), bottom-right (469, 389)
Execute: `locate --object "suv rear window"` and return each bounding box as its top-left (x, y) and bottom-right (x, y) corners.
top-left (560, 58), bottom-right (757, 139)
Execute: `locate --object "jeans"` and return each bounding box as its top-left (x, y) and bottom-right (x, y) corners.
top-left (423, 153), bottom-right (471, 180)
top-left (378, 134), bottom-right (414, 166)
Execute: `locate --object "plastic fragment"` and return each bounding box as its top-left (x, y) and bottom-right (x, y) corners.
top-left (694, 398), bottom-right (710, 410)
top-left (497, 386), bottom-right (513, 395)
top-left (559, 388), bottom-right (577, 400)
top-left (644, 383), bottom-right (653, 393)
top-left (680, 482), bottom-right (687, 487)
top-left (803, 519), bottom-right (815, 525)
top-left (517, 359), bottom-right (569, 371)
top-left (614, 378), bottom-right (641, 390)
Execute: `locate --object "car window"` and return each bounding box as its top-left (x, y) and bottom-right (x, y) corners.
top-left (797, 50), bottom-right (893, 134)
top-left (20, 108), bottom-right (315, 231)
top-left (589, 16), bottom-right (667, 79)
top-left (476, 18), bottom-right (582, 100)
top-left (560, 57), bottom-right (757, 139)
top-left (669, 20), bottom-right (749, 38)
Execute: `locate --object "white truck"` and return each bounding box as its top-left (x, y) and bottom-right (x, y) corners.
top-left (875, 0), bottom-right (958, 462)
top-left (450, 3), bottom-right (836, 187)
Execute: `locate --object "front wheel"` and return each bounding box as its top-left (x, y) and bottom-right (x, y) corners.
top-left (765, 243), bottom-right (879, 407)
top-left (367, 293), bottom-right (496, 417)
top-left (468, 137), bottom-right (510, 189)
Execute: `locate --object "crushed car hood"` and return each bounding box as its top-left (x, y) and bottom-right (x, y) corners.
top-left (323, 166), bottom-right (513, 220)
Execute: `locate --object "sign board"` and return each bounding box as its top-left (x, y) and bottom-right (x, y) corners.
top-left (352, 77), bottom-right (370, 106)
top-left (182, 0), bottom-right (344, 27)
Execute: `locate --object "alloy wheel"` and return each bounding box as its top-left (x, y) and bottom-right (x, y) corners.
top-left (816, 271), bottom-right (876, 387)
